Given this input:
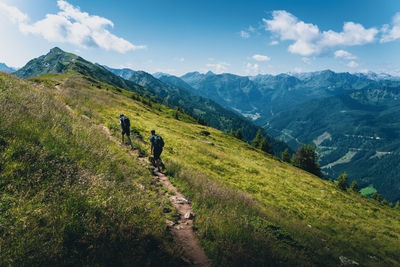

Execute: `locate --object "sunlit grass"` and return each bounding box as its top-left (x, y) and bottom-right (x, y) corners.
top-left (3, 72), bottom-right (399, 266)
top-left (0, 73), bottom-right (183, 266)
top-left (39, 73), bottom-right (400, 266)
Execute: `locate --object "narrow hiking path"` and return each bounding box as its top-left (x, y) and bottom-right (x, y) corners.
top-left (102, 125), bottom-right (211, 266)
top-left (55, 84), bottom-right (211, 266)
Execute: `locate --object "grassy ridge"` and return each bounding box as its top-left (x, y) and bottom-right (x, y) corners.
top-left (0, 73), bottom-right (183, 266)
top-left (2, 72), bottom-right (400, 266)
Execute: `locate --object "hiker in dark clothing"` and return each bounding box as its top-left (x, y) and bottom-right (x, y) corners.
top-left (119, 114), bottom-right (134, 149)
top-left (150, 130), bottom-right (164, 172)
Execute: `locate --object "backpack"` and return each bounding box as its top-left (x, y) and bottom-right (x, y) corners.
top-left (153, 135), bottom-right (164, 150)
top-left (121, 116), bottom-right (130, 130)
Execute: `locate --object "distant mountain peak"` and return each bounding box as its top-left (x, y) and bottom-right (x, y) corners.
top-left (320, 69), bottom-right (334, 74)
top-left (0, 62), bottom-right (17, 73)
top-left (49, 47), bottom-right (64, 54)
top-left (180, 71), bottom-right (204, 80)
top-left (354, 71), bottom-right (400, 81)
top-left (205, 71), bottom-right (214, 76)
top-left (182, 71), bottom-right (200, 76)
top-left (153, 72), bottom-right (171, 78)
top-left (14, 48), bottom-right (80, 78)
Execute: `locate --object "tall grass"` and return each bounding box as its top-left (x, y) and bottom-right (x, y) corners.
top-left (0, 73), bottom-right (183, 266)
top-left (164, 159), bottom-right (336, 266)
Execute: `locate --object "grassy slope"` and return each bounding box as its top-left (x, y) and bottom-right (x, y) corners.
top-left (0, 73), bottom-right (184, 266)
top-left (2, 72), bottom-right (400, 266)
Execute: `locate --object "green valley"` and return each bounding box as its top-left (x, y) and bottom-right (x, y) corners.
top-left (266, 87), bottom-right (400, 202)
top-left (158, 70), bottom-right (400, 203)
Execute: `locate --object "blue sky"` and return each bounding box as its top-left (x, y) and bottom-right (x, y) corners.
top-left (1, 0), bottom-right (400, 76)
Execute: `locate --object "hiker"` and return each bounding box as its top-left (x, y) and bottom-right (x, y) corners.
top-left (119, 114), bottom-right (134, 149)
top-left (150, 130), bottom-right (164, 172)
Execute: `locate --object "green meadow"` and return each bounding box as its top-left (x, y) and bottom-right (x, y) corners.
top-left (1, 72), bottom-right (399, 266)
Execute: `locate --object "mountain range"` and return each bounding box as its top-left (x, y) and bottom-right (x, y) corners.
top-left (0, 63), bottom-right (17, 73)
top-left (9, 47), bottom-right (400, 202)
top-left (155, 70), bottom-right (400, 202)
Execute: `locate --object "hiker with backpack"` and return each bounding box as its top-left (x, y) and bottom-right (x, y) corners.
top-left (119, 114), bottom-right (134, 149)
top-left (150, 130), bottom-right (164, 172)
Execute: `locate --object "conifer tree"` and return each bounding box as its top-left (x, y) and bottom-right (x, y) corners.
top-left (252, 129), bottom-right (262, 148)
top-left (290, 154), bottom-right (296, 164)
top-left (350, 180), bottom-right (359, 192)
top-left (197, 117), bottom-right (207, 126)
top-left (292, 144), bottom-right (322, 177)
top-left (260, 138), bottom-right (268, 153)
top-left (281, 148), bottom-right (291, 163)
top-left (262, 138), bottom-right (274, 154)
top-left (337, 172), bottom-right (348, 191)
top-left (395, 201), bottom-right (400, 210)
top-left (229, 129), bottom-right (234, 136)
top-left (235, 129), bottom-right (243, 140)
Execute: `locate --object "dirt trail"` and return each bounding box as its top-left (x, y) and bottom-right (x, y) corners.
top-left (157, 171), bottom-right (211, 266)
top-left (55, 82), bottom-right (211, 266)
top-left (101, 126), bottom-right (211, 266)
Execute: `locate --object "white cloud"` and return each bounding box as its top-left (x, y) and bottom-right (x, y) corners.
top-left (0, 0), bottom-right (144, 53)
top-left (240, 30), bottom-right (250, 39)
top-left (263, 10), bottom-right (378, 56)
top-left (381, 12), bottom-right (400, 42)
top-left (334, 50), bottom-right (357, 60)
top-left (240, 26), bottom-right (257, 39)
top-left (0, 2), bottom-right (27, 24)
top-left (269, 40), bottom-right (279, 45)
top-left (179, 57), bottom-right (185, 62)
top-left (252, 54), bottom-right (271, 62)
top-left (206, 62), bottom-right (230, 73)
top-left (347, 61), bottom-right (359, 68)
top-left (245, 63), bottom-right (259, 76)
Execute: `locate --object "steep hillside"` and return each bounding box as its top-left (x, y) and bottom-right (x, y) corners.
top-left (13, 48), bottom-right (289, 153)
top-left (13, 47), bottom-right (151, 97)
top-left (106, 66), bottom-right (289, 153)
top-left (266, 87), bottom-right (400, 202)
top-left (0, 73), bottom-right (184, 266)
top-left (2, 72), bottom-right (399, 266)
